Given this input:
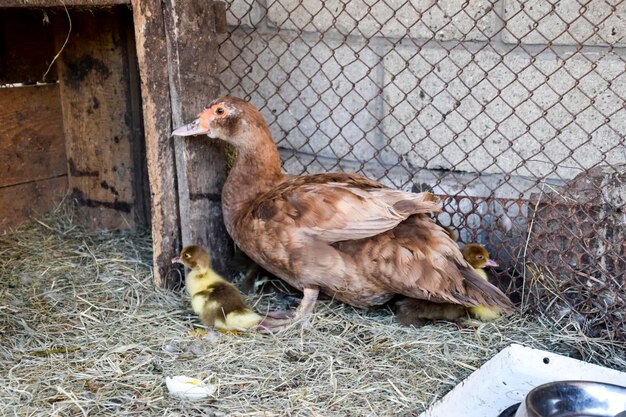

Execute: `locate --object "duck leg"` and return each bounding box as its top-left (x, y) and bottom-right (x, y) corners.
top-left (255, 285), bottom-right (320, 332)
top-left (291, 285), bottom-right (319, 326)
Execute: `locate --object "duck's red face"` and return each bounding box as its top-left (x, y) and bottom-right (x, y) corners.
top-left (196, 102), bottom-right (240, 138)
top-left (172, 96), bottom-right (257, 143)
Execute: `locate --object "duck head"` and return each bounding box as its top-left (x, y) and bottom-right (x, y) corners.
top-left (172, 96), bottom-right (270, 151)
top-left (172, 245), bottom-right (211, 270)
top-left (461, 243), bottom-right (499, 269)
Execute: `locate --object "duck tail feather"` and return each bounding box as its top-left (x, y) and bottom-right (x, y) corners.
top-left (459, 267), bottom-right (514, 311)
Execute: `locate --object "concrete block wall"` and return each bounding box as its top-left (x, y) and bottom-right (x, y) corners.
top-left (220, 0), bottom-right (626, 202)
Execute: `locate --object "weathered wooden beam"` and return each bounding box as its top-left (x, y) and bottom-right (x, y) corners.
top-left (1, 0), bottom-right (128, 7)
top-left (163, 0), bottom-right (234, 277)
top-left (130, 0), bottom-right (182, 288)
top-left (55, 7), bottom-right (142, 230)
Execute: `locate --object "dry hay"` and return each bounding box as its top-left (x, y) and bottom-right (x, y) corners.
top-left (514, 262), bottom-right (626, 343)
top-left (1, 208), bottom-right (625, 417)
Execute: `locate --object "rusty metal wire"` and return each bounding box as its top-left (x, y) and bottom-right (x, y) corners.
top-left (218, 0), bottom-right (626, 341)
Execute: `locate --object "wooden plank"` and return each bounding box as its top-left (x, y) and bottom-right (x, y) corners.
top-left (54, 7), bottom-right (143, 230)
top-left (121, 7), bottom-right (150, 228)
top-left (130, 0), bottom-right (182, 288)
top-left (0, 176), bottom-right (67, 233)
top-left (0, 9), bottom-right (57, 84)
top-left (1, 1), bottom-right (128, 7)
top-left (0, 85), bottom-right (66, 187)
top-left (164, 0), bottom-right (234, 278)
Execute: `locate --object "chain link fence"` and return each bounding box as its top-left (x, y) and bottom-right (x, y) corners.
top-left (217, 0), bottom-right (626, 340)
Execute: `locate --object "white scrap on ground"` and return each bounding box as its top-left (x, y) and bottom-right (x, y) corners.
top-left (165, 375), bottom-right (217, 401)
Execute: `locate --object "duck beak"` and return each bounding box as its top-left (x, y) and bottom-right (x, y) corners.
top-left (171, 256), bottom-right (182, 264)
top-left (171, 118), bottom-right (208, 137)
top-left (485, 259), bottom-right (499, 267)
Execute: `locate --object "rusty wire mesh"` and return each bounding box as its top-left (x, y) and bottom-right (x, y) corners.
top-left (217, 0), bottom-right (626, 340)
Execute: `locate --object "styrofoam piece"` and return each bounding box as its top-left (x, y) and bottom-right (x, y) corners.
top-left (165, 375), bottom-right (216, 401)
top-left (421, 343), bottom-right (626, 417)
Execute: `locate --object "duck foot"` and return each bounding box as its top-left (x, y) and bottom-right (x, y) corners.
top-left (255, 316), bottom-right (292, 332)
top-left (255, 286), bottom-right (320, 332)
top-left (262, 310), bottom-right (294, 319)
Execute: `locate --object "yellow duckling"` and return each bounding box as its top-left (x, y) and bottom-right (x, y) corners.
top-left (461, 243), bottom-right (501, 321)
top-left (173, 245), bottom-right (280, 332)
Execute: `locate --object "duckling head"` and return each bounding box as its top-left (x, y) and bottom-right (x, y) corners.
top-left (172, 245), bottom-right (211, 270)
top-left (461, 243), bottom-right (499, 269)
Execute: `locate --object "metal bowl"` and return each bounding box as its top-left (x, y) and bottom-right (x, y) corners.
top-left (514, 380), bottom-right (626, 417)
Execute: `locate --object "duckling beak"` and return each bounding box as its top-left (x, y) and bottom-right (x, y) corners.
top-left (485, 259), bottom-right (499, 267)
top-left (171, 118), bottom-right (208, 137)
top-left (171, 256), bottom-right (182, 264)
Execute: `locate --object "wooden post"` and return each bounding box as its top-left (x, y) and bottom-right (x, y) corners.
top-left (131, 0), bottom-right (182, 288)
top-left (132, 0), bottom-right (230, 287)
top-left (162, 0), bottom-right (234, 277)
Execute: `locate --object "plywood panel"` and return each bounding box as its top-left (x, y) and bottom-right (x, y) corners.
top-left (0, 9), bottom-right (57, 84)
top-left (54, 7), bottom-right (144, 230)
top-left (0, 176), bottom-right (67, 232)
top-left (0, 85), bottom-right (66, 187)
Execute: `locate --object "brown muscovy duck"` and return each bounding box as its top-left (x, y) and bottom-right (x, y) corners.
top-left (172, 96), bottom-right (513, 325)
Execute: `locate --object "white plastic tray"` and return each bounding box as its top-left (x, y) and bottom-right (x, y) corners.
top-left (420, 343), bottom-right (626, 417)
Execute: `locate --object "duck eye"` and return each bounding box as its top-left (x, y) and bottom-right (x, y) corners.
top-left (184, 253), bottom-right (191, 258)
top-left (476, 255), bottom-right (484, 260)
top-left (215, 107), bottom-right (225, 115)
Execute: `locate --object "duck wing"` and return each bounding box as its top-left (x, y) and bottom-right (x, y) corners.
top-left (248, 173), bottom-right (441, 243)
top-left (339, 213), bottom-right (514, 310)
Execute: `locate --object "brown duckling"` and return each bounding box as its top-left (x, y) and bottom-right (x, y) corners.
top-left (394, 297), bottom-right (465, 327)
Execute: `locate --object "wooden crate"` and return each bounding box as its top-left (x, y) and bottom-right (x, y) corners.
top-left (1, 6), bottom-right (148, 231)
top-left (1, 1), bottom-right (230, 289)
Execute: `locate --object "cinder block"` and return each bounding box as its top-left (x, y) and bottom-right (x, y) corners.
top-left (503, 0), bottom-right (626, 46)
top-left (382, 44), bottom-right (626, 180)
top-left (219, 32), bottom-right (385, 162)
top-left (267, 0), bottom-right (497, 41)
top-left (226, 0), bottom-right (266, 28)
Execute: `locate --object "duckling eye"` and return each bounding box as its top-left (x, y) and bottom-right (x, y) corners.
top-left (215, 107), bottom-right (225, 115)
top-left (476, 255), bottom-right (484, 260)
top-left (184, 253), bottom-right (191, 259)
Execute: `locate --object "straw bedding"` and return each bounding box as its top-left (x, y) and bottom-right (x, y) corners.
top-left (1, 208), bottom-right (625, 417)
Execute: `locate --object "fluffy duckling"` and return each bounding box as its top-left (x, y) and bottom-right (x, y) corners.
top-left (394, 297), bottom-right (465, 327)
top-left (394, 243), bottom-right (503, 325)
top-left (461, 243), bottom-right (501, 321)
top-left (173, 245), bottom-right (276, 332)
top-left (461, 243), bottom-right (499, 280)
